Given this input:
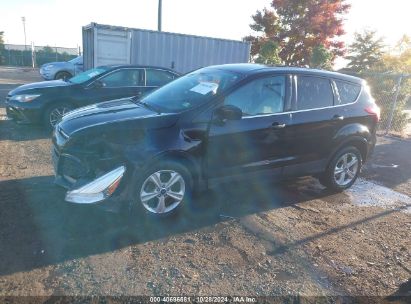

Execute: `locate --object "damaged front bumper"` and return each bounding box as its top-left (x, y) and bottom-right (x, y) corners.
top-left (52, 143), bottom-right (131, 212)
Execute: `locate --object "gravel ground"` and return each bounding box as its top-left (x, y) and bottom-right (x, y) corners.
top-left (0, 68), bottom-right (410, 301)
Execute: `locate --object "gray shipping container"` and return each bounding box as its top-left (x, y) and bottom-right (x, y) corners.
top-left (82, 23), bottom-right (250, 73)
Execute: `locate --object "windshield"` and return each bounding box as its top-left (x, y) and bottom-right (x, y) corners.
top-left (68, 67), bottom-right (108, 84)
top-left (68, 56), bottom-right (82, 64)
top-left (141, 68), bottom-right (244, 112)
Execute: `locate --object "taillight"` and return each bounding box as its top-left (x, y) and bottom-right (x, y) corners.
top-left (365, 104), bottom-right (381, 122)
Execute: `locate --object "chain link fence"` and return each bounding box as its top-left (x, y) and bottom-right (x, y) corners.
top-left (0, 44), bottom-right (79, 67)
top-left (341, 71), bottom-right (411, 138)
top-left (361, 73), bottom-right (411, 138)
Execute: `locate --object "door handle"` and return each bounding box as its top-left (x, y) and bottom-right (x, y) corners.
top-left (271, 122), bottom-right (286, 129)
top-left (332, 115), bottom-right (344, 121)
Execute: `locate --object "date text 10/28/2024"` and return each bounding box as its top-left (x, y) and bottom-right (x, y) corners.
top-left (150, 296), bottom-right (257, 303)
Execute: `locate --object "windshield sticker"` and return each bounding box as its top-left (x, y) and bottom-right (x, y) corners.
top-left (88, 71), bottom-right (101, 78)
top-left (189, 82), bottom-right (219, 95)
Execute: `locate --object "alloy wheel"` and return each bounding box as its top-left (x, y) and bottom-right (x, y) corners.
top-left (49, 106), bottom-right (71, 127)
top-left (140, 170), bottom-right (185, 214)
top-left (333, 152), bottom-right (359, 186)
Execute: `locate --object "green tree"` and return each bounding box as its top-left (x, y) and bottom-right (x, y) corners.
top-left (244, 0), bottom-right (350, 66)
top-left (310, 45), bottom-right (333, 69)
top-left (345, 30), bottom-right (384, 73)
top-left (254, 40), bottom-right (282, 65)
top-left (394, 35), bottom-right (411, 54)
top-left (363, 36), bottom-right (411, 133)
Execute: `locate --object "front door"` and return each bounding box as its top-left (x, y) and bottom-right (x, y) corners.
top-left (207, 74), bottom-right (292, 178)
top-left (80, 68), bottom-right (145, 105)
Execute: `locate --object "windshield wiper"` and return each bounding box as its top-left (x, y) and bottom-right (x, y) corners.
top-left (136, 100), bottom-right (161, 114)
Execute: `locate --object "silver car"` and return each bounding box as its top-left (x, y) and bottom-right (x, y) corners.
top-left (39, 56), bottom-right (83, 80)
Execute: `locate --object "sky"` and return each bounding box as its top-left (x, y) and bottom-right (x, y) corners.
top-left (1, 0), bottom-right (410, 68)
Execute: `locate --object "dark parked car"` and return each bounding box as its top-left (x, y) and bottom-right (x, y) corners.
top-left (52, 64), bottom-right (380, 218)
top-left (5, 65), bottom-right (179, 128)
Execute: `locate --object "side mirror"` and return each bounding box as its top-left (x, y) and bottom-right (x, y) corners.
top-left (92, 80), bottom-right (105, 88)
top-left (214, 105), bottom-right (242, 122)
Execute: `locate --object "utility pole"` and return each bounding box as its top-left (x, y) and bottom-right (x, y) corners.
top-left (158, 0), bottom-right (162, 32)
top-left (21, 17), bottom-right (27, 50)
top-left (22, 16), bottom-right (27, 66)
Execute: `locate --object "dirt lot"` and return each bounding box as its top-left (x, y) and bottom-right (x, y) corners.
top-left (0, 68), bottom-right (410, 301)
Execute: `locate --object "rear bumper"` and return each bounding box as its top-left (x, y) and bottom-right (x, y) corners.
top-left (366, 132), bottom-right (377, 161)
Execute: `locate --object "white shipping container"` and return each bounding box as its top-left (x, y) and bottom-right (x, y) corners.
top-left (82, 23), bottom-right (250, 73)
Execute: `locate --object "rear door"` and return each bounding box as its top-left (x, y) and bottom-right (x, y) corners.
top-left (207, 74), bottom-right (293, 178)
top-left (143, 68), bottom-right (178, 96)
top-left (284, 75), bottom-right (339, 175)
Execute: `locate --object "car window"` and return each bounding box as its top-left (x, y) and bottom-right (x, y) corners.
top-left (69, 56), bottom-right (82, 64)
top-left (68, 67), bottom-right (108, 84)
top-left (224, 76), bottom-right (286, 116)
top-left (297, 76), bottom-right (333, 110)
top-left (100, 69), bottom-right (143, 87)
top-left (141, 67), bottom-right (243, 113)
top-left (146, 69), bottom-right (176, 86)
top-left (335, 80), bottom-right (361, 104)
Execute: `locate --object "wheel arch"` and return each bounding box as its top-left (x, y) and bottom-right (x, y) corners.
top-left (145, 150), bottom-right (202, 188)
top-left (328, 135), bottom-right (369, 165)
top-left (42, 100), bottom-right (76, 126)
top-left (331, 123), bottom-right (372, 160)
top-left (54, 70), bottom-right (73, 80)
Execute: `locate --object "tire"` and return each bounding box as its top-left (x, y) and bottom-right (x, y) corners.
top-left (319, 146), bottom-right (362, 192)
top-left (43, 103), bottom-right (74, 130)
top-left (129, 160), bottom-right (193, 221)
top-left (54, 71), bottom-right (72, 81)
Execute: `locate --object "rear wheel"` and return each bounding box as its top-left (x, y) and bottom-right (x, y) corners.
top-left (319, 146), bottom-right (362, 192)
top-left (43, 103), bottom-right (73, 129)
top-left (55, 71), bottom-right (72, 81)
top-left (130, 161), bottom-right (193, 220)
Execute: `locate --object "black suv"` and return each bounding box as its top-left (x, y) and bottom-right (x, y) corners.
top-left (52, 64), bottom-right (380, 216)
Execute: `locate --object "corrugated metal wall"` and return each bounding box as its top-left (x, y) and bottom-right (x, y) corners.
top-left (82, 23), bottom-right (251, 73)
top-left (82, 25), bottom-right (94, 70)
top-left (131, 29), bottom-right (250, 73)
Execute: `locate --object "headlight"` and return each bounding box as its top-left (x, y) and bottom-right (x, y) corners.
top-left (65, 166), bottom-right (126, 204)
top-left (10, 94), bottom-right (41, 103)
top-left (44, 65), bottom-right (54, 70)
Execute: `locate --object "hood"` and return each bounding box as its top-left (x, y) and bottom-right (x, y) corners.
top-left (9, 80), bottom-right (72, 95)
top-left (59, 98), bottom-right (179, 136)
top-left (41, 61), bottom-right (71, 68)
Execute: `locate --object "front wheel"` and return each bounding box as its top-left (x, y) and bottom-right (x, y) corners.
top-left (43, 103), bottom-right (73, 129)
top-left (319, 146), bottom-right (362, 192)
top-left (131, 161), bottom-right (193, 219)
top-left (55, 71), bottom-right (72, 81)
